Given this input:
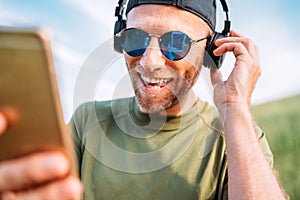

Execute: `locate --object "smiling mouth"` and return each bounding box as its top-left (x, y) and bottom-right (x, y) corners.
top-left (140, 74), bottom-right (173, 90)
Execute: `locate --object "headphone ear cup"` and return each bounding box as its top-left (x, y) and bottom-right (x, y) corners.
top-left (114, 19), bottom-right (126, 53)
top-left (204, 33), bottom-right (226, 69)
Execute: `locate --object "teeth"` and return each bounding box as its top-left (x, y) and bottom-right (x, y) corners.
top-left (141, 75), bottom-right (171, 84)
top-left (148, 85), bottom-right (161, 90)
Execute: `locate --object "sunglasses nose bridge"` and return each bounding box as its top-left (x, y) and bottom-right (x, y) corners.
top-left (140, 35), bottom-right (166, 71)
top-left (142, 34), bottom-right (163, 59)
top-left (146, 34), bottom-right (161, 49)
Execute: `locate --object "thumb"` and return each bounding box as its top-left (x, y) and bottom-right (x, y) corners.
top-left (210, 69), bottom-right (223, 87)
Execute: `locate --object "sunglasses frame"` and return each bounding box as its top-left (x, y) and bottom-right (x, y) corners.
top-left (117, 28), bottom-right (209, 61)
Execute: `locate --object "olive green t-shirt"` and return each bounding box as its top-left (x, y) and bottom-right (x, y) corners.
top-left (70, 97), bottom-right (273, 200)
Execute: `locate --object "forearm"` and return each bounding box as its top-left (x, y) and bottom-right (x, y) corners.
top-left (222, 104), bottom-right (285, 200)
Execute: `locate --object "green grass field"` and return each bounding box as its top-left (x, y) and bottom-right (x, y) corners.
top-left (253, 94), bottom-right (300, 199)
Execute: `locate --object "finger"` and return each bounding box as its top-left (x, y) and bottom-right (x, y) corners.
top-left (0, 152), bottom-right (69, 191)
top-left (213, 42), bottom-right (248, 58)
top-left (215, 37), bottom-right (249, 47)
top-left (229, 29), bottom-right (245, 37)
top-left (216, 38), bottom-right (259, 59)
top-left (0, 113), bottom-right (8, 135)
top-left (0, 107), bottom-right (19, 129)
top-left (215, 37), bottom-right (258, 57)
top-left (5, 177), bottom-right (83, 200)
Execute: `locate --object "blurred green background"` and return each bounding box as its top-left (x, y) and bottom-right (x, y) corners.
top-left (253, 94), bottom-right (300, 199)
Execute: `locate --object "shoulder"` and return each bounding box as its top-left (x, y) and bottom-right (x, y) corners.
top-left (197, 101), bottom-right (274, 166)
top-left (197, 101), bottom-right (267, 141)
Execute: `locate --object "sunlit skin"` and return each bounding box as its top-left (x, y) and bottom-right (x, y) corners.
top-left (125, 5), bottom-right (211, 116)
top-left (0, 113), bottom-right (7, 135)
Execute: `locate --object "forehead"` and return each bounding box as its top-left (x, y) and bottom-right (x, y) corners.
top-left (126, 5), bottom-right (210, 36)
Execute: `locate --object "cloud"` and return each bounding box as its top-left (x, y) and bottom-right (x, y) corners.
top-left (51, 42), bottom-right (88, 122)
top-left (0, 9), bottom-right (32, 26)
top-left (61, 0), bottom-right (116, 31)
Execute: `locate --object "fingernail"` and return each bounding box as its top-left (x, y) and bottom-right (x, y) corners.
top-left (213, 49), bottom-right (218, 56)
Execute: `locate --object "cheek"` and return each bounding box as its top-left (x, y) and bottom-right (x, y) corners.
top-left (184, 44), bottom-right (205, 69)
top-left (124, 55), bottom-right (140, 86)
top-left (124, 54), bottom-right (141, 70)
top-left (171, 59), bottom-right (200, 85)
top-left (173, 64), bottom-right (200, 91)
top-left (185, 66), bottom-right (200, 86)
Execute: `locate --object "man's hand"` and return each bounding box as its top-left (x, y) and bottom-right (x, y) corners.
top-left (0, 115), bottom-right (82, 200)
top-left (209, 30), bottom-right (286, 199)
top-left (210, 30), bottom-right (261, 115)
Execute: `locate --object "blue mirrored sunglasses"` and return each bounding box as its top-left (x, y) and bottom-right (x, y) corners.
top-left (119, 28), bottom-right (208, 61)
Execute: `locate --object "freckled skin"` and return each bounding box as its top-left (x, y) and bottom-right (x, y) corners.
top-left (125, 5), bottom-right (211, 115)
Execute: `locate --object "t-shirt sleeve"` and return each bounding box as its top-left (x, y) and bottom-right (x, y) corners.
top-left (68, 102), bottom-right (95, 176)
top-left (221, 174), bottom-right (228, 200)
top-left (68, 118), bottom-right (82, 176)
top-left (254, 124), bottom-right (274, 167)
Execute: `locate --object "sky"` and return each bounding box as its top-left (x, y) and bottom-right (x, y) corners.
top-left (1, 0), bottom-right (300, 122)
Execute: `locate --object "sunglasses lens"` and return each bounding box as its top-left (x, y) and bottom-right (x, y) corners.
top-left (160, 31), bottom-right (191, 61)
top-left (121, 28), bottom-right (149, 57)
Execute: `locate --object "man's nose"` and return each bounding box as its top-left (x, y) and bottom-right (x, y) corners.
top-left (139, 38), bottom-right (166, 72)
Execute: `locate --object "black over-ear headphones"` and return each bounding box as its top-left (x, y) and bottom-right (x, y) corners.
top-left (114, 0), bottom-right (127, 54)
top-left (204, 0), bottom-right (231, 69)
top-left (114, 0), bottom-right (231, 69)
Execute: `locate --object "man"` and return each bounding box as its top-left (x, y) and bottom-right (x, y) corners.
top-left (0, 0), bottom-right (285, 199)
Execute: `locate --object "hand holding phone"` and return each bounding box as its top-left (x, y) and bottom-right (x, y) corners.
top-left (0, 113), bottom-right (82, 199)
top-left (0, 27), bottom-right (82, 199)
top-left (0, 26), bottom-right (75, 164)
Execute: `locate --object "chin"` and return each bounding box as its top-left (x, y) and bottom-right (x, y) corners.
top-left (135, 91), bottom-right (178, 114)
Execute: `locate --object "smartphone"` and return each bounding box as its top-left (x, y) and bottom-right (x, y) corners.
top-left (0, 26), bottom-right (77, 175)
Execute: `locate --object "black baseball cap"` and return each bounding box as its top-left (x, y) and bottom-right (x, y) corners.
top-left (125, 0), bottom-right (217, 30)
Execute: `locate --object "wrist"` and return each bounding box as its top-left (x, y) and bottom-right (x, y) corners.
top-left (217, 102), bottom-right (251, 120)
top-left (219, 103), bottom-right (260, 153)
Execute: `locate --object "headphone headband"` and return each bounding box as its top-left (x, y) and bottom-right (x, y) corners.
top-left (115, 0), bottom-right (126, 20)
top-left (115, 0), bottom-right (230, 35)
